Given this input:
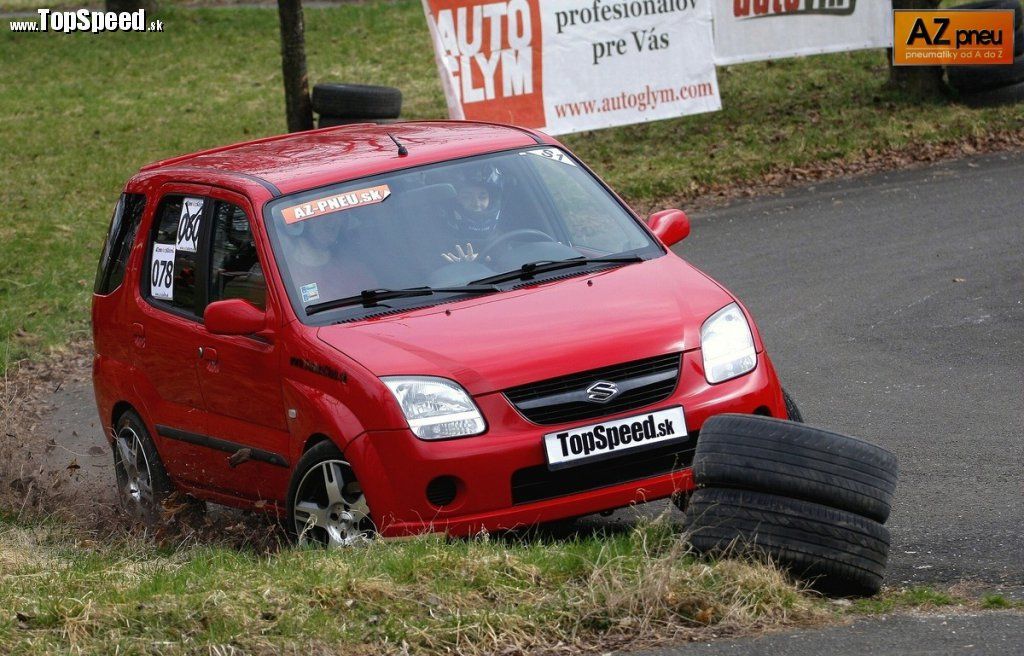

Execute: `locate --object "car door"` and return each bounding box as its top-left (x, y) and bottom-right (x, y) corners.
top-left (193, 189), bottom-right (291, 502)
top-left (130, 184), bottom-right (211, 487)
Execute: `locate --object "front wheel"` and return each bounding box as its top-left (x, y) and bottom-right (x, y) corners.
top-left (286, 441), bottom-right (374, 547)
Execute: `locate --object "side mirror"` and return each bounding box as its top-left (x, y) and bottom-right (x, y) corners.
top-left (646, 209), bottom-right (690, 247)
top-left (204, 299), bottom-right (266, 336)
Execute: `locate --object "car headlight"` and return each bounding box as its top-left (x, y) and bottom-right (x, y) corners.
top-left (381, 376), bottom-right (486, 440)
top-left (701, 303), bottom-right (757, 384)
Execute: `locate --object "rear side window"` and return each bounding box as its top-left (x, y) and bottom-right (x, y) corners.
top-left (94, 193), bottom-right (146, 294)
top-left (210, 200), bottom-right (265, 310)
top-left (146, 195), bottom-right (205, 316)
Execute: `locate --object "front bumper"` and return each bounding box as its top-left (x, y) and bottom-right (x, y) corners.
top-left (346, 350), bottom-right (785, 537)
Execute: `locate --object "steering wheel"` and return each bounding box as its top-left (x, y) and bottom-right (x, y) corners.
top-left (480, 229), bottom-right (557, 260)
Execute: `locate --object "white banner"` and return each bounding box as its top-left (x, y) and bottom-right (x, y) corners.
top-left (713, 0), bottom-right (893, 65)
top-left (421, 0), bottom-right (721, 136)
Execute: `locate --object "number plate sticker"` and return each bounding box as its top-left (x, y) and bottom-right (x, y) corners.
top-left (523, 148), bottom-right (577, 166)
top-left (176, 197), bottom-right (204, 253)
top-left (151, 243), bottom-right (175, 300)
top-left (543, 406), bottom-right (687, 470)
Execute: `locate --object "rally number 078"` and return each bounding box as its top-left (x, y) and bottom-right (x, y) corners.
top-left (150, 243), bottom-right (176, 301)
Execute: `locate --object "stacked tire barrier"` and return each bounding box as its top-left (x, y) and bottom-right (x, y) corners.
top-left (945, 0), bottom-right (1024, 105)
top-left (312, 83), bottom-right (403, 128)
top-left (684, 413), bottom-right (899, 596)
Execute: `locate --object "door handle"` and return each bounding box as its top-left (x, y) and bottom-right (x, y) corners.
top-left (198, 346), bottom-right (218, 363)
top-left (131, 322), bottom-right (145, 347)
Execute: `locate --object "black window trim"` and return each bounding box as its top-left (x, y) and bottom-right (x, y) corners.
top-left (95, 192), bottom-right (147, 296)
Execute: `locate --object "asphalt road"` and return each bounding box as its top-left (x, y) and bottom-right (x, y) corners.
top-left (638, 611), bottom-right (1024, 656)
top-left (44, 151), bottom-right (1024, 649)
top-left (671, 150), bottom-right (1024, 590)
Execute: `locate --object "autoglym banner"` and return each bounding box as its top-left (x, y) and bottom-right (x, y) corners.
top-left (712, 0), bottom-right (893, 65)
top-left (420, 0), bottom-right (721, 135)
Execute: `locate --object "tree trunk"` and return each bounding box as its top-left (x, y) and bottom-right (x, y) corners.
top-left (889, 0), bottom-right (947, 97)
top-left (106, 0), bottom-right (153, 10)
top-left (277, 0), bottom-right (314, 133)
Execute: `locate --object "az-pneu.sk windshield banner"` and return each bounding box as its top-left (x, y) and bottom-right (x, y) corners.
top-left (713, 0), bottom-right (893, 65)
top-left (421, 0), bottom-right (721, 135)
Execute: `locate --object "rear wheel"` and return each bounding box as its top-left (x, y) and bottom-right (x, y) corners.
top-left (287, 441), bottom-right (374, 547)
top-left (112, 410), bottom-right (174, 525)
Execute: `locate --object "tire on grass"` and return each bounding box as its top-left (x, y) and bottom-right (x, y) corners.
top-left (955, 0), bottom-right (1022, 32)
top-left (693, 414), bottom-right (898, 523)
top-left (318, 115), bottom-right (398, 129)
top-left (685, 487), bottom-right (890, 596)
top-left (948, 52), bottom-right (1024, 93)
top-left (112, 409), bottom-right (176, 526)
top-left (311, 83), bottom-right (402, 119)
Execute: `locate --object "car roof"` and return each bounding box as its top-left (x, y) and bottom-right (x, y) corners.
top-left (137, 120), bottom-right (551, 198)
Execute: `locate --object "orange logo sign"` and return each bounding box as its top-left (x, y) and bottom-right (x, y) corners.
top-left (893, 10), bottom-right (1015, 66)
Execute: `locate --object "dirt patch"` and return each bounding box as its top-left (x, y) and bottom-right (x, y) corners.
top-left (0, 340), bottom-right (102, 519)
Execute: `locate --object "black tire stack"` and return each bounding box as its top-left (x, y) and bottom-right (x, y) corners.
top-left (945, 0), bottom-right (1024, 105)
top-left (312, 83), bottom-right (403, 128)
top-left (684, 413), bottom-right (899, 596)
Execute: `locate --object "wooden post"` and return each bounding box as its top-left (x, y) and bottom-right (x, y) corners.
top-left (889, 0), bottom-right (947, 98)
top-left (277, 0), bottom-right (314, 132)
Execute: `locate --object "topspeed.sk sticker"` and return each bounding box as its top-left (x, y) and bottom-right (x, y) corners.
top-left (151, 243), bottom-right (176, 300)
top-left (524, 148), bottom-right (577, 167)
top-left (176, 197), bottom-right (204, 253)
top-left (282, 184), bottom-right (391, 224)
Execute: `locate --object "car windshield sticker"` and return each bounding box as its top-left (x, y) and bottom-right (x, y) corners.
top-left (300, 282), bottom-right (320, 304)
top-left (524, 148), bottom-right (576, 167)
top-left (175, 197), bottom-right (204, 253)
top-left (281, 184), bottom-right (391, 225)
top-left (151, 243), bottom-right (176, 300)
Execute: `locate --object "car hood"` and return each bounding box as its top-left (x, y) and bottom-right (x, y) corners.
top-left (316, 255), bottom-right (736, 395)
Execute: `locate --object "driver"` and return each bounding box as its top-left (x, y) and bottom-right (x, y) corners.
top-left (442, 165), bottom-right (503, 263)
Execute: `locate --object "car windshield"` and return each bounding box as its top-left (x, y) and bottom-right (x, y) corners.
top-left (264, 147), bottom-right (662, 322)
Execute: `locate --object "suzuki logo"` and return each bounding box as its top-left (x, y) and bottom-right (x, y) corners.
top-left (586, 381), bottom-right (620, 403)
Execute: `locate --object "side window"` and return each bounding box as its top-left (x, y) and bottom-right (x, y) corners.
top-left (210, 200), bottom-right (265, 310)
top-left (147, 195), bottom-right (205, 315)
top-left (94, 193), bottom-right (146, 294)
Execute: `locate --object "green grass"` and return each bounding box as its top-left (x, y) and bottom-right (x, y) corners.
top-left (2, 1), bottom-right (1023, 368)
top-left (0, 517), bottom-right (828, 654)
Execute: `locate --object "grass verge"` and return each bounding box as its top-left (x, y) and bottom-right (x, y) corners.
top-left (0, 516), bottom-right (830, 655)
top-left (2, 1), bottom-right (1024, 370)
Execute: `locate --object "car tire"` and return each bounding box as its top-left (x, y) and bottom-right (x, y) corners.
top-left (112, 409), bottom-right (175, 526)
top-left (955, 0), bottom-right (1022, 32)
top-left (286, 440), bottom-right (374, 548)
top-left (692, 414), bottom-right (898, 523)
top-left (311, 83), bottom-right (402, 119)
top-left (782, 388), bottom-right (803, 422)
top-left (685, 487), bottom-right (890, 596)
top-left (318, 115), bottom-right (398, 129)
top-left (947, 52), bottom-right (1024, 93)
top-left (959, 78), bottom-right (1024, 105)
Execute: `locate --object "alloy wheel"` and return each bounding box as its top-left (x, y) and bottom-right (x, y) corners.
top-left (293, 459), bottom-right (371, 547)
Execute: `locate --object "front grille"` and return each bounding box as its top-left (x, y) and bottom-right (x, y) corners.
top-left (510, 433), bottom-right (698, 505)
top-left (504, 353), bottom-right (681, 425)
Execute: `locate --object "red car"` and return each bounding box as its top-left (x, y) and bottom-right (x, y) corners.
top-left (92, 121), bottom-right (794, 546)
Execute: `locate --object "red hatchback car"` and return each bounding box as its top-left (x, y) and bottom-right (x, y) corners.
top-left (92, 121), bottom-right (794, 546)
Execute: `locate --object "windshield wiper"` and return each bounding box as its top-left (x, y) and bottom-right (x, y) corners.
top-left (306, 285), bottom-right (499, 316)
top-left (468, 255), bottom-right (644, 286)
